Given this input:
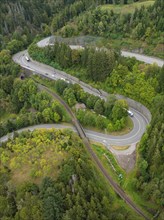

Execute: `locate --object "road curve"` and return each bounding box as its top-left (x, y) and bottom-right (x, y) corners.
top-left (0, 84), bottom-right (149, 219)
top-left (121, 51), bottom-right (164, 67)
top-left (0, 108), bottom-right (146, 147)
top-left (37, 36), bottom-right (164, 67)
top-left (9, 46), bottom-right (152, 219)
top-left (0, 124), bottom-right (75, 144)
top-left (13, 51), bottom-right (148, 148)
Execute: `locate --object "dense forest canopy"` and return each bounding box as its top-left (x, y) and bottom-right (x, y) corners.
top-left (0, 0), bottom-right (104, 50)
top-left (0, 76), bottom-right (70, 137)
top-left (0, 129), bottom-right (140, 219)
top-left (0, 0), bottom-right (164, 219)
top-left (57, 0), bottom-right (163, 57)
top-left (134, 95), bottom-right (164, 219)
top-left (1, 0), bottom-right (163, 57)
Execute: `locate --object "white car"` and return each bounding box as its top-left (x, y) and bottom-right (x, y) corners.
top-left (25, 56), bottom-right (30, 62)
top-left (127, 110), bottom-right (134, 117)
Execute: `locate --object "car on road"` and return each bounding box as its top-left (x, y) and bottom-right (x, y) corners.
top-left (127, 110), bottom-right (134, 117)
top-left (45, 73), bottom-right (48, 76)
top-left (25, 56), bottom-right (30, 62)
top-left (52, 74), bottom-right (55, 77)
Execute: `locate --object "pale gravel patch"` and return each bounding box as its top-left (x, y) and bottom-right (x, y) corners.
top-left (109, 143), bottom-right (137, 172)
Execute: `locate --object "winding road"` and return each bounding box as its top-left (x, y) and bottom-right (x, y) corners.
top-left (1, 37), bottom-right (160, 219)
top-left (0, 83), bottom-right (150, 220)
top-left (12, 49), bottom-right (150, 149)
top-left (37, 36), bottom-right (164, 67)
top-left (0, 107), bottom-right (146, 147)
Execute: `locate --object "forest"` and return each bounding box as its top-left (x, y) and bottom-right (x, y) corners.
top-left (0, 129), bottom-right (141, 219)
top-left (1, 0), bottom-right (163, 57)
top-left (28, 40), bottom-right (162, 107)
top-left (0, 0), bottom-right (164, 219)
top-left (57, 0), bottom-right (164, 58)
top-left (0, 0), bottom-right (106, 51)
top-left (0, 50), bottom-right (70, 137)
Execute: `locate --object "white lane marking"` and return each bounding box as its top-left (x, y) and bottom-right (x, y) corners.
top-left (23, 58), bottom-right (149, 124)
top-left (85, 113), bottom-right (143, 142)
top-left (14, 52), bottom-right (149, 145)
top-left (22, 69), bottom-right (144, 143)
top-left (130, 107), bottom-right (149, 124)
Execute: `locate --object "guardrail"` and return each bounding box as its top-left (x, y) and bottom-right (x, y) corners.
top-left (14, 65), bottom-right (150, 219)
top-left (116, 95), bottom-right (151, 123)
top-left (24, 59), bottom-right (152, 125)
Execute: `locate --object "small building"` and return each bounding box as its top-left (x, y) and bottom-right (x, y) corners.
top-left (74, 103), bottom-right (86, 111)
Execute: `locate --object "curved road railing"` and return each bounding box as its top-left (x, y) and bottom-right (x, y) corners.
top-left (38, 36), bottom-right (164, 67)
top-left (11, 41), bottom-right (156, 218)
top-left (13, 50), bottom-right (151, 125)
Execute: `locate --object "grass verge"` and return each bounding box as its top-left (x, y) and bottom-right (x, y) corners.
top-left (112, 145), bottom-right (129, 150)
top-left (91, 142), bottom-right (157, 219)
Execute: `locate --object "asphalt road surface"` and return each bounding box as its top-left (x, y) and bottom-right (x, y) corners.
top-left (37, 36), bottom-right (164, 67)
top-left (121, 51), bottom-right (164, 67)
top-left (13, 51), bottom-right (148, 150)
top-left (9, 38), bottom-right (155, 219)
top-left (0, 105), bottom-right (146, 147)
top-left (0, 83), bottom-right (149, 219)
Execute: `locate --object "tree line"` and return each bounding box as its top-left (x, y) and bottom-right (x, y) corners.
top-left (132, 95), bottom-right (164, 219)
top-left (29, 41), bottom-right (162, 107)
top-left (0, 76), bottom-right (70, 138)
top-left (54, 79), bottom-right (129, 131)
top-left (58, 0), bottom-right (164, 58)
top-left (29, 42), bottom-right (116, 82)
top-left (0, 0), bottom-right (105, 51)
top-left (1, 0), bottom-right (163, 58)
